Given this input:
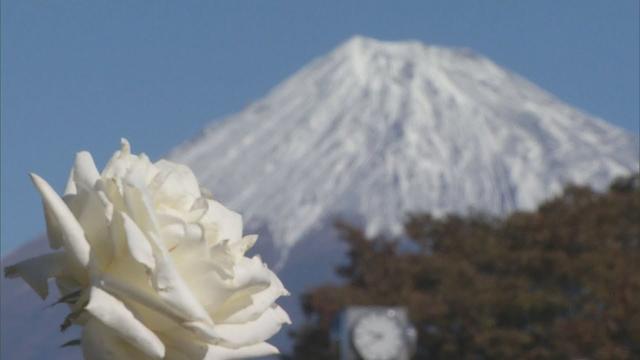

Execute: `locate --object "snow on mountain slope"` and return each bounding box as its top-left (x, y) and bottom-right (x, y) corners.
top-left (170, 36), bottom-right (639, 263)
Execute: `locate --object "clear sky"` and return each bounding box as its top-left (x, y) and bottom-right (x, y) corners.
top-left (1, 0), bottom-right (639, 254)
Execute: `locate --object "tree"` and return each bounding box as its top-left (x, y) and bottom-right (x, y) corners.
top-left (288, 174), bottom-right (640, 359)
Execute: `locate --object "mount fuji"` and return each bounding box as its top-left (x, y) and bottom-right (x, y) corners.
top-left (1, 36), bottom-right (638, 359)
top-left (170, 36), bottom-right (638, 265)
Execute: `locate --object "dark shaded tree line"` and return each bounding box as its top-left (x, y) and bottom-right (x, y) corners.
top-left (287, 174), bottom-right (640, 359)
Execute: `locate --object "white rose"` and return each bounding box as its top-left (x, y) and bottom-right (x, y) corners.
top-left (5, 139), bottom-right (290, 359)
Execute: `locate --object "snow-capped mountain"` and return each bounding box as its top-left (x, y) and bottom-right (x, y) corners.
top-left (170, 36), bottom-right (638, 264)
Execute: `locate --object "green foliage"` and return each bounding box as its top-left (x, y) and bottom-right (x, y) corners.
top-left (288, 174), bottom-right (640, 359)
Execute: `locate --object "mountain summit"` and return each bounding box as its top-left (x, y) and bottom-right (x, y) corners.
top-left (170, 36), bottom-right (638, 261)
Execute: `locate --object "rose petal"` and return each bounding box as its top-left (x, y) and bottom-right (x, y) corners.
top-left (179, 256), bottom-right (272, 315)
top-left (30, 173), bottom-right (91, 271)
top-left (214, 271), bottom-right (289, 324)
top-left (100, 264), bottom-right (180, 332)
top-left (94, 183), bottom-right (115, 221)
top-left (160, 219), bottom-right (206, 257)
top-left (121, 212), bottom-right (156, 271)
top-left (231, 256), bottom-right (272, 289)
top-left (45, 163), bottom-right (93, 250)
top-left (108, 207), bottom-right (127, 259)
top-left (215, 305), bottom-right (291, 348)
top-left (148, 233), bottom-right (213, 324)
top-left (203, 342), bottom-right (279, 360)
top-left (229, 235), bottom-right (257, 258)
top-left (73, 151), bottom-right (100, 190)
top-left (202, 200), bottom-right (242, 245)
top-left (75, 189), bottom-right (113, 269)
top-left (207, 241), bottom-right (235, 277)
top-left (123, 184), bottom-right (160, 235)
top-left (122, 153), bottom-right (158, 189)
top-left (64, 168), bottom-right (77, 196)
top-left (82, 317), bottom-right (152, 360)
top-left (100, 274), bottom-right (220, 345)
top-left (151, 160), bottom-right (201, 210)
top-left (157, 205), bottom-right (206, 225)
top-left (85, 287), bottom-right (165, 359)
top-left (161, 328), bottom-right (279, 360)
top-left (100, 274), bottom-right (189, 324)
top-left (42, 200), bottom-right (63, 250)
top-left (101, 266), bottom-right (218, 341)
top-left (101, 138), bottom-right (135, 179)
top-left (203, 342), bottom-right (280, 360)
top-left (4, 252), bottom-right (66, 299)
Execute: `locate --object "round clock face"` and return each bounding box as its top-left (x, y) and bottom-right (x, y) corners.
top-left (352, 312), bottom-right (404, 360)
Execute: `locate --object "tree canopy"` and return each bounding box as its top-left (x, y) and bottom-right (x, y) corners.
top-left (288, 174), bottom-right (640, 359)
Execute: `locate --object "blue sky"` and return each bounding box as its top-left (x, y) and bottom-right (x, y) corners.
top-left (2, 0), bottom-right (639, 254)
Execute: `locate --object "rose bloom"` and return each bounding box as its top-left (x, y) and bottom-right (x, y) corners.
top-left (5, 139), bottom-right (290, 359)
